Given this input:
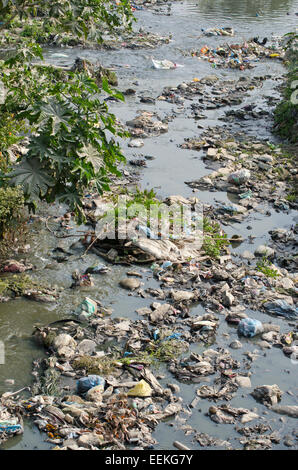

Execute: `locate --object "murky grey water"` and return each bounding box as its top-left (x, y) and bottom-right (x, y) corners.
top-left (1, 0), bottom-right (298, 450)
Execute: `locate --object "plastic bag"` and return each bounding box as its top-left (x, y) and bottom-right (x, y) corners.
top-left (238, 318), bottom-right (264, 338)
top-left (127, 380), bottom-right (152, 397)
top-left (77, 375), bottom-right (105, 395)
top-left (76, 297), bottom-right (97, 317)
top-left (264, 300), bottom-right (298, 318)
top-left (228, 169), bottom-right (251, 185)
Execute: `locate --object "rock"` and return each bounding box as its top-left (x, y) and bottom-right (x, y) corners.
top-left (258, 340), bottom-right (272, 349)
top-left (261, 331), bottom-right (278, 342)
top-left (236, 376), bottom-right (251, 388)
top-left (270, 405), bottom-right (298, 418)
top-left (254, 245), bottom-right (275, 258)
top-left (241, 411), bottom-right (259, 424)
top-left (229, 340), bottom-right (242, 349)
top-left (77, 432), bottom-right (104, 448)
top-left (149, 303), bottom-right (172, 323)
top-left (167, 383), bottom-right (180, 394)
top-left (119, 278), bottom-right (141, 290)
top-left (128, 139), bottom-right (144, 148)
top-left (206, 147), bottom-right (219, 159)
top-left (222, 291), bottom-right (234, 307)
top-left (85, 385), bottom-right (104, 403)
top-left (136, 307), bottom-right (152, 316)
top-left (257, 154), bottom-right (274, 163)
top-left (278, 277), bottom-right (294, 289)
top-left (241, 250), bottom-right (255, 260)
top-left (77, 339), bottom-right (97, 354)
top-left (53, 334), bottom-right (76, 351)
top-left (53, 334), bottom-right (76, 358)
top-left (251, 385), bottom-right (282, 406)
top-left (262, 323), bottom-right (280, 333)
top-left (171, 290), bottom-right (195, 302)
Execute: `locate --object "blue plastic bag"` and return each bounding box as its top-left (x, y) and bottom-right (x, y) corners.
top-left (264, 300), bottom-right (298, 318)
top-left (77, 375), bottom-right (105, 395)
top-left (238, 318), bottom-right (263, 338)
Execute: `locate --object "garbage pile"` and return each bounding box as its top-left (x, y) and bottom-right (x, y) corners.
top-left (0, 395), bottom-right (23, 444)
top-left (126, 111), bottom-right (169, 139)
top-left (201, 27), bottom-right (234, 37)
top-left (184, 130), bottom-right (298, 217)
top-left (188, 39), bottom-right (285, 70)
top-left (159, 75), bottom-right (266, 112)
top-left (4, 316), bottom-right (192, 450)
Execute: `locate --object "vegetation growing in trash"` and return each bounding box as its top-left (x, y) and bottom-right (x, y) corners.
top-left (72, 354), bottom-right (119, 375)
top-left (0, 1), bottom-right (134, 223)
top-left (274, 31), bottom-right (298, 143)
top-left (256, 257), bottom-right (280, 279)
top-left (0, 273), bottom-right (39, 297)
top-left (202, 217), bottom-right (229, 258)
top-left (0, 186), bottom-right (24, 238)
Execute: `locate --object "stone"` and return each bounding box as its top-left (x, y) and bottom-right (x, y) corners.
top-left (235, 376), bottom-right (251, 388)
top-left (254, 245), bottom-right (275, 258)
top-left (241, 411), bottom-right (259, 424)
top-left (222, 291), bottom-right (235, 307)
top-left (149, 303), bottom-right (172, 323)
top-left (53, 334), bottom-right (76, 351)
top-left (77, 339), bottom-right (97, 354)
top-left (86, 385), bottom-right (104, 403)
top-left (77, 432), bottom-right (104, 448)
top-left (128, 139), bottom-right (144, 148)
top-left (136, 307), bottom-right (152, 316)
top-left (252, 385), bottom-right (282, 406)
top-left (270, 405), bottom-right (298, 418)
top-left (229, 340), bottom-right (242, 349)
top-left (119, 278), bottom-right (141, 290)
top-left (171, 290), bottom-right (195, 302)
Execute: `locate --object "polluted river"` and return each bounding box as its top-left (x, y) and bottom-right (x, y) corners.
top-left (0, 0), bottom-right (298, 451)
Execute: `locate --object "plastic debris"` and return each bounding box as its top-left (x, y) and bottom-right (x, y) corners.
top-left (77, 375), bottom-right (106, 395)
top-left (0, 419), bottom-right (23, 435)
top-left (152, 58), bottom-right (184, 69)
top-left (238, 318), bottom-right (264, 338)
top-left (228, 169), bottom-right (251, 185)
top-left (263, 300), bottom-right (298, 318)
top-left (76, 297), bottom-right (98, 316)
top-left (127, 379), bottom-right (152, 397)
top-left (202, 27), bottom-right (234, 37)
top-left (85, 264), bottom-right (109, 274)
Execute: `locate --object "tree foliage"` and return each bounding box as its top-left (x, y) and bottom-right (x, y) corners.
top-left (0, 1), bottom-right (134, 222)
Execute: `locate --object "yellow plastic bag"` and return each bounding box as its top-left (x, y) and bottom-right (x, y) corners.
top-left (127, 380), bottom-right (152, 397)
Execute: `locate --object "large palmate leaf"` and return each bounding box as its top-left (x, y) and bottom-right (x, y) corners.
top-left (78, 144), bottom-right (103, 172)
top-left (39, 99), bottom-right (72, 135)
top-left (9, 158), bottom-right (54, 199)
top-left (28, 135), bottom-right (69, 169)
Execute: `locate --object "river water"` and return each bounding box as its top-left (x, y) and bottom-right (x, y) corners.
top-left (1, 0), bottom-right (298, 450)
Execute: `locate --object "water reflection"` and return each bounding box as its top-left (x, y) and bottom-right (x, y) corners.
top-left (188, 0), bottom-right (295, 18)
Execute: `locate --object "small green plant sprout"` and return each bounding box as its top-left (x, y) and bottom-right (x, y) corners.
top-left (256, 257), bottom-right (280, 278)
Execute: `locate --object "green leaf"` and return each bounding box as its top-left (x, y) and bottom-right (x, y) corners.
top-left (39, 99), bottom-right (72, 135)
top-left (8, 158), bottom-right (54, 200)
top-left (78, 143), bottom-right (103, 172)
